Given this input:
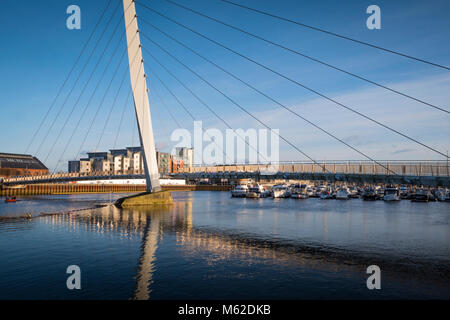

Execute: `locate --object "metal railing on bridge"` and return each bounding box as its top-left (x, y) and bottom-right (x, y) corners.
top-left (3, 161), bottom-right (449, 185)
top-left (182, 160), bottom-right (450, 177)
top-left (3, 170), bottom-right (146, 184)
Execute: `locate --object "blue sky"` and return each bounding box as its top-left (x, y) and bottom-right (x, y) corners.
top-left (0, 0), bottom-right (449, 171)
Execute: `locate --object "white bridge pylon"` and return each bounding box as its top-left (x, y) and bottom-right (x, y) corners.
top-left (123, 0), bottom-right (161, 193)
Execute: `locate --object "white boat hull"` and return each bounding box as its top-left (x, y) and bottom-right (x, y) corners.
top-left (335, 190), bottom-right (349, 200)
top-left (272, 189), bottom-right (290, 198)
top-left (383, 194), bottom-right (400, 201)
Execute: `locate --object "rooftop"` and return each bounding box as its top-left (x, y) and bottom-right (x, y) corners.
top-left (87, 152), bottom-right (109, 160)
top-left (0, 152), bottom-right (48, 170)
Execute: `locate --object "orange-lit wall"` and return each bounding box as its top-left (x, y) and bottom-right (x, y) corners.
top-left (0, 168), bottom-right (49, 178)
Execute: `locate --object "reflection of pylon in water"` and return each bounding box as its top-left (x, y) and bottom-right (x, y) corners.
top-left (133, 214), bottom-right (160, 300)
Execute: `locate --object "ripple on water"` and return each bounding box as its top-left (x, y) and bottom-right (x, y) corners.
top-left (0, 192), bottom-right (449, 299)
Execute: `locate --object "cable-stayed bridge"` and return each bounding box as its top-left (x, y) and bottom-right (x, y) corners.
top-left (10, 0), bottom-right (449, 190)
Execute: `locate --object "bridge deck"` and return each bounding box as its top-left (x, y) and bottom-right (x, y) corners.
top-left (1, 161), bottom-right (449, 187)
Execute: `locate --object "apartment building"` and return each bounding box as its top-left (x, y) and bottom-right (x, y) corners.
top-left (68, 146), bottom-right (181, 174)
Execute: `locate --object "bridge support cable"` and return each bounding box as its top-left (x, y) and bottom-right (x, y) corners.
top-left (144, 60), bottom-right (233, 164)
top-left (136, 2), bottom-right (449, 159)
top-left (34, 1), bottom-right (124, 158)
top-left (107, 60), bottom-right (144, 161)
top-left (113, 88), bottom-right (133, 150)
top-left (148, 82), bottom-right (182, 128)
top-left (138, 43), bottom-right (329, 172)
top-left (138, 26), bottom-right (399, 176)
top-left (24, 0), bottom-right (116, 154)
top-left (83, 40), bottom-right (143, 173)
top-left (159, 0), bottom-right (449, 114)
top-left (148, 79), bottom-right (233, 165)
top-left (92, 46), bottom-right (140, 153)
top-left (148, 90), bottom-right (178, 152)
top-left (131, 104), bottom-right (138, 148)
top-left (74, 47), bottom-right (137, 162)
top-left (53, 47), bottom-right (129, 173)
top-left (142, 47), bottom-right (271, 165)
top-left (138, 32), bottom-right (271, 164)
top-left (131, 62), bottom-right (144, 151)
top-left (109, 80), bottom-right (140, 192)
top-left (217, 0), bottom-right (450, 71)
top-left (149, 77), bottom-right (226, 162)
top-left (81, 36), bottom-right (141, 159)
top-left (50, 11), bottom-right (136, 173)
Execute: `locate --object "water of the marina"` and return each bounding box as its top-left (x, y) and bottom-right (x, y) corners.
top-left (0, 191), bottom-right (449, 300)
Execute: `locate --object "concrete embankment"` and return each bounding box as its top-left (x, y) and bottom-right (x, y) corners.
top-left (114, 190), bottom-right (174, 208)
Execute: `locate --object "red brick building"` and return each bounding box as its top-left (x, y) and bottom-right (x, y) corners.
top-left (171, 157), bottom-right (184, 174)
top-left (0, 153), bottom-right (48, 178)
